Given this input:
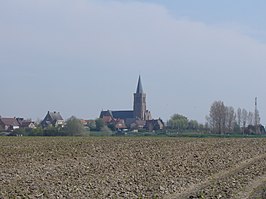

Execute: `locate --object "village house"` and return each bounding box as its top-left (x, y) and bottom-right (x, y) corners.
top-left (0, 117), bottom-right (20, 131)
top-left (41, 111), bottom-right (64, 128)
top-left (145, 119), bottom-right (165, 131)
top-left (100, 114), bottom-right (127, 130)
top-left (0, 117), bottom-right (37, 132)
top-left (20, 120), bottom-right (36, 129)
top-left (17, 119), bottom-right (36, 129)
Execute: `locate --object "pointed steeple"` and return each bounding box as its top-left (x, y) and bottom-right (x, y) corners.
top-left (136, 75), bottom-right (143, 93)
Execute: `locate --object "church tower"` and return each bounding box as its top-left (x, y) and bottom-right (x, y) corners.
top-left (133, 76), bottom-right (147, 120)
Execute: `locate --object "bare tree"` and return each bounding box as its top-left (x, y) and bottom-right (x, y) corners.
top-left (241, 109), bottom-right (248, 133)
top-left (237, 108), bottom-right (242, 127)
top-left (208, 101), bottom-right (261, 135)
top-left (209, 101), bottom-right (226, 134)
top-left (225, 106), bottom-right (236, 133)
top-left (254, 97), bottom-right (260, 134)
top-left (247, 111), bottom-right (254, 126)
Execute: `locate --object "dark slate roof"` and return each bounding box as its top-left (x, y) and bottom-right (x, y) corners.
top-left (146, 119), bottom-right (165, 126)
top-left (100, 110), bottom-right (113, 118)
top-left (48, 111), bottom-right (64, 121)
top-left (112, 111), bottom-right (134, 119)
top-left (136, 75), bottom-right (144, 94)
top-left (100, 110), bottom-right (134, 120)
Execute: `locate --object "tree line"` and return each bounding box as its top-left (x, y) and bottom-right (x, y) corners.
top-left (207, 100), bottom-right (263, 134)
top-left (167, 100), bottom-right (265, 135)
top-left (167, 114), bottom-right (206, 132)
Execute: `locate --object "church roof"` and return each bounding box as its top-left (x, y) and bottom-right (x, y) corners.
top-left (100, 110), bottom-right (134, 120)
top-left (136, 75), bottom-right (143, 94)
top-left (112, 111), bottom-right (134, 119)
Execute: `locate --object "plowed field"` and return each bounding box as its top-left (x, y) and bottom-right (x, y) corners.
top-left (0, 137), bottom-right (266, 198)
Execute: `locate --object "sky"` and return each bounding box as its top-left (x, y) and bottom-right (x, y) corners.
top-left (1, 0), bottom-right (266, 123)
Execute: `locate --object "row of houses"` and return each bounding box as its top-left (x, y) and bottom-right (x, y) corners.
top-left (100, 111), bottom-right (164, 131)
top-left (0, 110), bottom-right (164, 133)
top-left (44, 110), bottom-right (164, 132)
top-left (0, 117), bottom-right (36, 132)
top-left (0, 111), bottom-right (64, 132)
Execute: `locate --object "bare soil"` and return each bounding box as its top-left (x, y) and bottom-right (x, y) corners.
top-left (0, 137), bottom-right (266, 198)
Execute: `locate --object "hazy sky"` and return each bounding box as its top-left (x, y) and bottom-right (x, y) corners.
top-left (1, 0), bottom-right (266, 123)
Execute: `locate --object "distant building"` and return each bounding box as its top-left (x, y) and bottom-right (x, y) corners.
top-left (100, 76), bottom-right (163, 130)
top-left (0, 117), bottom-right (37, 132)
top-left (15, 118), bottom-right (36, 129)
top-left (0, 117), bottom-right (20, 131)
top-left (19, 120), bottom-right (36, 129)
top-left (145, 119), bottom-right (165, 131)
top-left (133, 76), bottom-right (152, 121)
top-left (100, 110), bottom-right (135, 127)
top-left (130, 119), bottom-right (146, 130)
top-left (41, 111), bottom-right (64, 128)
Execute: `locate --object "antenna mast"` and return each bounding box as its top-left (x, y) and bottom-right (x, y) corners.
top-left (254, 97), bottom-right (259, 134)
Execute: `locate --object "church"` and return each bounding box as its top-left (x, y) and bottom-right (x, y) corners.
top-left (100, 76), bottom-right (164, 130)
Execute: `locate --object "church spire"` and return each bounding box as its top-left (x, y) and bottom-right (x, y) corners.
top-left (136, 75), bottom-right (143, 94)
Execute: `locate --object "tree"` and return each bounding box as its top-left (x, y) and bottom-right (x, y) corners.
top-left (44, 126), bottom-right (60, 136)
top-left (209, 101), bottom-right (226, 134)
top-left (29, 127), bottom-right (44, 136)
top-left (247, 111), bottom-right (254, 126)
top-left (188, 120), bottom-right (199, 130)
top-left (225, 106), bottom-right (236, 133)
top-left (107, 123), bottom-right (116, 131)
top-left (241, 109), bottom-right (248, 133)
top-left (95, 118), bottom-right (105, 131)
top-left (167, 114), bottom-right (189, 132)
top-left (237, 108), bottom-right (242, 127)
top-left (87, 120), bottom-right (96, 131)
top-left (64, 116), bottom-right (86, 136)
